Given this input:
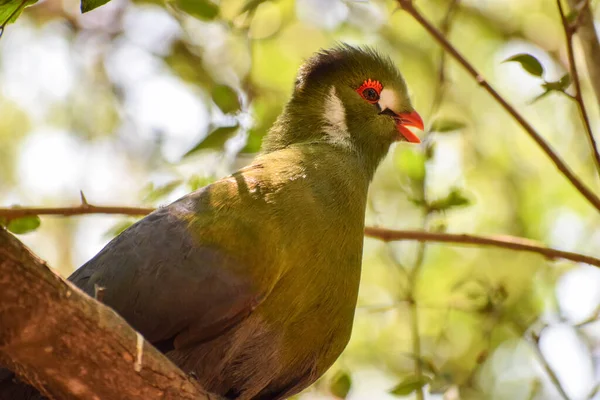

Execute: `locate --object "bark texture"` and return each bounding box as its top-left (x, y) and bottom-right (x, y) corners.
top-left (0, 228), bottom-right (219, 400)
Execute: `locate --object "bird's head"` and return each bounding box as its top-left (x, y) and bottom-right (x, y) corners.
top-left (262, 44), bottom-right (423, 172)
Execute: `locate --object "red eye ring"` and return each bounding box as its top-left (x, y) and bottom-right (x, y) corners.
top-left (356, 79), bottom-right (383, 103)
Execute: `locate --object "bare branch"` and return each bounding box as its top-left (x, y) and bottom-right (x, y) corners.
top-left (0, 204), bottom-right (154, 220)
top-left (1, 199), bottom-right (598, 270)
top-left (1, 202), bottom-right (598, 268)
top-left (0, 229), bottom-right (220, 400)
top-left (528, 331), bottom-right (571, 400)
top-left (396, 0), bottom-right (600, 213)
top-left (364, 227), bottom-right (600, 268)
top-left (557, 0), bottom-right (600, 177)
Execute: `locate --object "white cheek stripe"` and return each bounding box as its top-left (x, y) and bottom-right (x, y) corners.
top-left (378, 87), bottom-right (399, 112)
top-left (323, 86), bottom-right (351, 145)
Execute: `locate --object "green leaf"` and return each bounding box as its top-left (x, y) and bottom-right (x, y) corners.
top-left (329, 371), bottom-right (352, 399)
top-left (212, 85), bottom-right (241, 114)
top-left (430, 118), bottom-right (466, 133)
top-left (389, 374), bottom-right (431, 396)
top-left (503, 53), bottom-right (544, 77)
top-left (558, 73), bottom-right (571, 89)
top-left (183, 124), bottom-right (240, 158)
top-left (7, 215), bottom-right (41, 234)
top-left (0, 0), bottom-right (37, 28)
top-left (142, 180), bottom-right (183, 203)
top-left (542, 73), bottom-right (572, 92)
top-left (531, 73), bottom-right (572, 104)
top-left (80, 0), bottom-right (109, 12)
top-left (175, 0), bottom-right (219, 20)
top-left (429, 187), bottom-right (471, 212)
top-left (395, 147), bottom-right (426, 182)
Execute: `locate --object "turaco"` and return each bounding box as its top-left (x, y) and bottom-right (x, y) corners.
top-left (1, 44), bottom-right (423, 400)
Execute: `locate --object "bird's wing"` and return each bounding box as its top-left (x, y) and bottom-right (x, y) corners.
top-left (69, 186), bottom-right (274, 350)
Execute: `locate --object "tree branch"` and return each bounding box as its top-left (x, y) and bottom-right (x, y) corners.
top-left (364, 227), bottom-right (600, 268)
top-left (1, 203), bottom-right (598, 268)
top-left (566, 0), bottom-right (600, 111)
top-left (557, 0), bottom-right (600, 177)
top-left (0, 228), bottom-right (220, 400)
top-left (396, 0), bottom-right (600, 213)
top-left (0, 205), bottom-right (154, 220)
top-left (528, 331), bottom-right (570, 400)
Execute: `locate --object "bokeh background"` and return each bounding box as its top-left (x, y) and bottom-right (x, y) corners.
top-left (1, 0), bottom-right (600, 398)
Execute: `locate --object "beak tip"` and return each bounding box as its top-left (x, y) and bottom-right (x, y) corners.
top-left (396, 110), bottom-right (424, 143)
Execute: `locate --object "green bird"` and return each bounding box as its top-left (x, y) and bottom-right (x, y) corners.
top-left (0, 44), bottom-right (422, 400)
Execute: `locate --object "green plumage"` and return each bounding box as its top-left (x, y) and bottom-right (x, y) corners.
top-left (0, 44), bottom-right (419, 400)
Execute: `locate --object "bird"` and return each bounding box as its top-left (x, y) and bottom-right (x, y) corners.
top-left (0, 44), bottom-right (423, 400)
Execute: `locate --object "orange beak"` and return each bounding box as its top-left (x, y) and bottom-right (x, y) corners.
top-left (396, 110), bottom-right (424, 143)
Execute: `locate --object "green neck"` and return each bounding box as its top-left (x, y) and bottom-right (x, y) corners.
top-left (261, 91), bottom-right (392, 181)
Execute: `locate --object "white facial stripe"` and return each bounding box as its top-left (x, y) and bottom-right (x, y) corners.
top-left (378, 87), bottom-right (399, 113)
top-left (323, 86), bottom-right (351, 146)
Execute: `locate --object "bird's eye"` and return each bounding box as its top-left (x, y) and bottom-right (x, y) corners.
top-left (356, 79), bottom-right (383, 104)
top-left (362, 88), bottom-right (379, 102)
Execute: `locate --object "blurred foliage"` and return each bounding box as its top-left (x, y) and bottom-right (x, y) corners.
top-left (329, 370), bottom-right (352, 399)
top-left (1, 0), bottom-right (600, 399)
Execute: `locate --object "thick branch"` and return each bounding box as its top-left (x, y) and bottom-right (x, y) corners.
top-left (0, 228), bottom-right (219, 400)
top-left (557, 0), bottom-right (600, 177)
top-left (566, 0), bottom-right (600, 110)
top-left (364, 227), bottom-right (600, 268)
top-left (396, 0), bottom-right (600, 213)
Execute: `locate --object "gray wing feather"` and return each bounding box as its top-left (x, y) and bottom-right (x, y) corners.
top-left (69, 198), bottom-right (258, 348)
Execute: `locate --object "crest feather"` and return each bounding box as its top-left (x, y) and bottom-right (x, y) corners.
top-left (294, 44), bottom-right (399, 92)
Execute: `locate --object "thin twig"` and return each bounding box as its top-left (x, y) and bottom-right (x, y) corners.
top-left (364, 227), bottom-right (600, 268)
top-left (528, 331), bottom-right (571, 400)
top-left (408, 217), bottom-right (429, 400)
top-left (557, 0), bottom-right (600, 177)
top-left (1, 203), bottom-right (598, 268)
top-left (396, 0), bottom-right (600, 213)
top-left (0, 205), bottom-right (154, 220)
top-left (574, 302), bottom-right (600, 328)
top-left (408, 236), bottom-right (427, 400)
